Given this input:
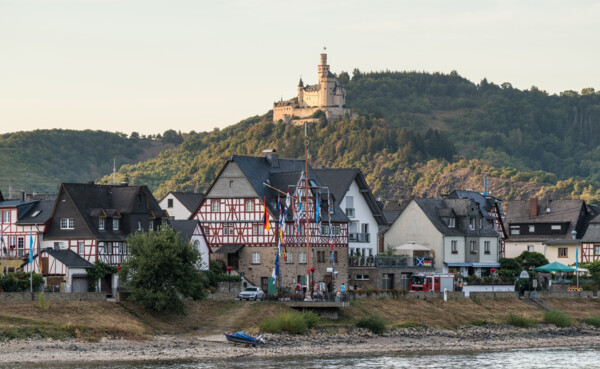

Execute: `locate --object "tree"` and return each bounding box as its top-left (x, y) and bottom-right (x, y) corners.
top-left (119, 227), bottom-right (206, 313)
top-left (515, 251), bottom-right (549, 270)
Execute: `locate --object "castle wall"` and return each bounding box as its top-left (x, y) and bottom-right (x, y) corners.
top-left (303, 90), bottom-right (320, 107)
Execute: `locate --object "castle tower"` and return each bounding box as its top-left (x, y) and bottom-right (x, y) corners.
top-left (297, 77), bottom-right (305, 108)
top-left (318, 53), bottom-right (333, 107)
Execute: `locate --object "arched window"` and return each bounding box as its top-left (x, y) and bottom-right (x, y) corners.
top-left (212, 200), bottom-right (220, 212)
top-left (245, 200), bottom-right (254, 212)
top-left (193, 240), bottom-right (200, 251)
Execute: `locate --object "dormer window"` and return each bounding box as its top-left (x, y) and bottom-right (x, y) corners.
top-left (60, 218), bottom-right (74, 230)
top-left (469, 217), bottom-right (475, 230)
top-left (113, 218), bottom-right (119, 231)
top-left (149, 221), bottom-right (154, 231)
top-left (137, 220), bottom-right (142, 231)
top-left (99, 218), bottom-right (105, 230)
top-left (528, 225), bottom-right (535, 233)
top-left (479, 218), bottom-right (483, 229)
top-left (510, 225), bottom-right (520, 235)
top-left (448, 217), bottom-right (455, 228)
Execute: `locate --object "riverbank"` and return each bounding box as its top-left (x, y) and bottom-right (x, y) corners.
top-left (1, 324), bottom-right (600, 364)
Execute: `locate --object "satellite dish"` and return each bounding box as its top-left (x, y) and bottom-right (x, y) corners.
top-left (520, 270), bottom-right (530, 279)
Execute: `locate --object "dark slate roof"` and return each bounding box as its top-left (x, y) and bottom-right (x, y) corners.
top-left (43, 249), bottom-right (92, 268)
top-left (15, 200), bottom-right (54, 225)
top-left (304, 84), bottom-right (321, 92)
top-left (0, 200), bottom-right (37, 209)
top-left (168, 192), bottom-right (205, 213)
top-left (0, 190), bottom-right (4, 201)
top-left (315, 168), bottom-right (388, 226)
top-left (203, 154), bottom-right (349, 223)
top-left (414, 198), bottom-right (499, 237)
top-left (170, 219), bottom-right (199, 242)
top-left (504, 199), bottom-right (586, 241)
top-left (382, 199), bottom-right (411, 224)
top-left (446, 190), bottom-right (503, 221)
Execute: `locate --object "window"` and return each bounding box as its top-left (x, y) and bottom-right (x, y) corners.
top-left (229, 223), bottom-right (234, 235)
top-left (558, 248), bottom-right (568, 258)
top-left (479, 218), bottom-right (483, 229)
top-left (355, 274), bottom-right (370, 280)
top-left (299, 252), bottom-right (307, 264)
top-left (229, 180), bottom-right (234, 188)
top-left (528, 245), bottom-right (534, 252)
top-left (595, 245), bottom-right (600, 255)
top-left (317, 250), bottom-right (325, 263)
top-left (528, 225), bottom-right (535, 233)
top-left (345, 208), bottom-right (355, 218)
top-left (98, 242), bottom-right (105, 254)
top-left (285, 252), bottom-right (293, 263)
top-left (469, 217), bottom-right (475, 230)
top-left (167, 199), bottom-right (173, 208)
top-left (99, 218), bottom-right (105, 230)
top-left (162, 219), bottom-right (167, 228)
top-left (3, 211), bottom-right (10, 223)
top-left (9, 236), bottom-right (16, 249)
top-left (252, 252), bottom-right (260, 264)
top-left (551, 225), bottom-right (561, 234)
top-left (320, 224), bottom-right (330, 236)
top-left (451, 240), bottom-right (457, 254)
top-left (252, 224), bottom-right (264, 235)
top-left (60, 218), bottom-right (74, 229)
top-left (78, 242), bottom-right (84, 255)
top-left (334, 251), bottom-right (339, 263)
top-left (332, 225), bottom-right (341, 236)
top-left (448, 217), bottom-right (455, 228)
top-left (149, 221), bottom-right (154, 231)
top-left (212, 200), bottom-right (220, 212)
top-left (470, 240), bottom-right (477, 254)
top-left (113, 218), bottom-right (119, 231)
top-left (245, 200), bottom-right (254, 212)
top-left (484, 241), bottom-right (490, 254)
top-left (17, 237), bottom-right (24, 256)
top-left (107, 242), bottom-right (113, 255)
top-left (510, 226), bottom-right (520, 235)
top-left (138, 220), bottom-right (142, 231)
top-left (118, 243), bottom-right (125, 254)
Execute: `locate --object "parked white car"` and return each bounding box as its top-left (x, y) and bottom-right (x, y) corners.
top-left (238, 286), bottom-right (265, 301)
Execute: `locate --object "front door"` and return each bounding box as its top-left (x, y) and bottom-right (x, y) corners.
top-left (100, 275), bottom-right (112, 296)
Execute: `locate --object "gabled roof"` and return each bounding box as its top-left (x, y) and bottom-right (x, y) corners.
top-left (15, 200), bottom-right (54, 225)
top-left (170, 219), bottom-right (200, 242)
top-left (414, 198), bottom-right (499, 237)
top-left (446, 190), bottom-right (503, 221)
top-left (315, 168), bottom-right (387, 226)
top-left (165, 192), bottom-right (205, 213)
top-left (23, 249), bottom-right (93, 269)
top-left (199, 154), bottom-right (349, 223)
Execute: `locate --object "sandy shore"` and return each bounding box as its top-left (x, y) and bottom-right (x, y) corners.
top-left (1, 325), bottom-right (599, 364)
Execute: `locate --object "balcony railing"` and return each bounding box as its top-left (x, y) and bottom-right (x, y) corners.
top-left (348, 233), bottom-right (370, 243)
top-left (349, 256), bottom-right (434, 268)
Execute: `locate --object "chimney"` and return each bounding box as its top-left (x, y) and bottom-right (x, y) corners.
top-left (20, 191), bottom-right (25, 201)
top-left (529, 198), bottom-right (538, 217)
top-left (261, 149), bottom-right (279, 168)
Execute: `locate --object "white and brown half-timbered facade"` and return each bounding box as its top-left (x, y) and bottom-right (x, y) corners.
top-left (191, 151), bottom-right (349, 293)
top-left (23, 249), bottom-right (93, 292)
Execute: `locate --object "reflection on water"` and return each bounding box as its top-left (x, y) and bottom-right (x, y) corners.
top-left (4, 346), bottom-right (600, 369)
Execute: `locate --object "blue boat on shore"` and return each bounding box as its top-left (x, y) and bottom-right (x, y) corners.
top-left (225, 331), bottom-right (265, 347)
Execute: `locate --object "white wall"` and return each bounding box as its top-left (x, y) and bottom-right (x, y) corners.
top-left (340, 180), bottom-right (379, 256)
top-left (505, 241), bottom-right (544, 258)
top-left (159, 193), bottom-right (192, 220)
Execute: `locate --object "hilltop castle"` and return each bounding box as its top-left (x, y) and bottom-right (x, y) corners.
top-left (273, 53), bottom-right (352, 124)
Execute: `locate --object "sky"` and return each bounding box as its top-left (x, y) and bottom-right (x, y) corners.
top-left (1, 0), bottom-right (599, 136)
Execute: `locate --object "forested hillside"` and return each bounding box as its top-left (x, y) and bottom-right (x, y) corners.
top-left (0, 130), bottom-right (177, 196)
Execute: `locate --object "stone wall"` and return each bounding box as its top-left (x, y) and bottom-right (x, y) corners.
top-left (208, 282), bottom-right (243, 300)
top-left (526, 290), bottom-right (596, 299)
top-left (469, 291), bottom-right (519, 299)
top-left (0, 292), bottom-right (106, 301)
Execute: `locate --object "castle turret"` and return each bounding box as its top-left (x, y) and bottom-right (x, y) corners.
top-left (297, 77), bottom-right (305, 107)
top-left (318, 53), bottom-right (334, 107)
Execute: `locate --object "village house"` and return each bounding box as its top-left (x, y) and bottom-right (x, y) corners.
top-left (170, 219), bottom-right (211, 271)
top-left (504, 198), bottom-right (591, 265)
top-left (190, 150), bottom-right (349, 294)
top-left (384, 198), bottom-right (500, 278)
top-left (159, 191), bottom-right (205, 220)
top-left (31, 182), bottom-right (169, 296)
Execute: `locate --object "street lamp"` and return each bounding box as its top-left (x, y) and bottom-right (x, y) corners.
top-left (227, 266), bottom-right (232, 292)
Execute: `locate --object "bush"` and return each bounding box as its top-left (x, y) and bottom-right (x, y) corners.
top-left (584, 316), bottom-right (600, 328)
top-left (543, 309), bottom-right (572, 327)
top-left (301, 310), bottom-right (320, 329)
top-left (355, 315), bottom-right (387, 334)
top-left (258, 311), bottom-right (312, 334)
top-left (395, 321), bottom-right (426, 329)
top-left (504, 314), bottom-right (537, 328)
top-left (0, 273), bottom-right (44, 292)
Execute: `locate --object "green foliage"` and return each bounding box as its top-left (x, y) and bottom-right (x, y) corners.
top-left (0, 272), bottom-right (44, 292)
top-left (258, 312), bottom-right (309, 334)
top-left (87, 261), bottom-right (118, 292)
top-left (504, 314), bottom-right (537, 328)
top-left (355, 315), bottom-right (387, 334)
top-left (203, 260), bottom-right (241, 288)
top-left (119, 226), bottom-right (206, 314)
top-left (470, 319), bottom-right (490, 327)
top-left (395, 321), bottom-right (426, 329)
top-left (543, 309), bottom-right (572, 327)
top-left (499, 258), bottom-right (522, 274)
top-left (301, 310), bottom-right (320, 329)
top-left (581, 260), bottom-right (600, 284)
top-left (584, 316), bottom-right (600, 328)
top-left (38, 292), bottom-right (50, 311)
top-left (516, 251), bottom-right (549, 270)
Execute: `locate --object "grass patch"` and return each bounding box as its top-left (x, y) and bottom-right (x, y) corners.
top-left (584, 316), bottom-right (600, 328)
top-left (394, 321), bottom-right (427, 329)
top-left (259, 311), bottom-right (315, 334)
top-left (471, 296), bottom-right (481, 304)
top-left (543, 309), bottom-right (572, 327)
top-left (504, 314), bottom-right (537, 328)
top-left (355, 315), bottom-right (387, 334)
top-left (469, 319), bottom-right (490, 327)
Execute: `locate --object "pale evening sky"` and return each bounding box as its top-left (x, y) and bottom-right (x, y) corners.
top-left (0, 0), bottom-right (598, 136)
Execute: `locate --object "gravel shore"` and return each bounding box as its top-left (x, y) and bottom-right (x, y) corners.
top-left (1, 325), bottom-right (600, 364)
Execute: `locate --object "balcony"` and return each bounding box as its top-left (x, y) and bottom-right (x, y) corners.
top-left (349, 255), bottom-right (434, 269)
top-left (348, 233), bottom-right (370, 243)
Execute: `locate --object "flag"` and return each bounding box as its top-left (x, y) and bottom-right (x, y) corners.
top-left (263, 196), bottom-right (270, 233)
top-left (576, 247), bottom-right (579, 271)
top-left (315, 195), bottom-right (320, 224)
top-left (0, 231), bottom-right (4, 256)
top-left (329, 225), bottom-right (334, 251)
top-left (330, 251), bottom-right (335, 274)
top-left (272, 252), bottom-right (279, 285)
top-left (285, 190), bottom-right (291, 210)
top-left (29, 230), bottom-right (33, 264)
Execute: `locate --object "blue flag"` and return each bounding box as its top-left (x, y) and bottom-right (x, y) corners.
top-left (576, 247), bottom-right (579, 271)
top-left (272, 252), bottom-right (279, 285)
top-left (29, 230), bottom-right (33, 264)
top-left (315, 195), bottom-right (320, 224)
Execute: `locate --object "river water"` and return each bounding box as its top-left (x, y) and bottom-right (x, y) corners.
top-left (5, 346), bottom-right (600, 369)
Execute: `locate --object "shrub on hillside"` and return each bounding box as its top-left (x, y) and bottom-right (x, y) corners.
top-left (301, 310), bottom-right (320, 329)
top-left (259, 311), bottom-right (311, 334)
top-left (504, 314), bottom-right (537, 328)
top-left (543, 309), bottom-right (571, 327)
top-left (355, 315), bottom-right (387, 334)
top-left (584, 316), bottom-right (600, 328)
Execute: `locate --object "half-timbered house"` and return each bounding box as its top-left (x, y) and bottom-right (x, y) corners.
top-left (191, 150), bottom-right (349, 293)
top-left (159, 191), bottom-right (205, 220)
top-left (23, 249), bottom-right (93, 292)
top-left (42, 182), bottom-right (169, 295)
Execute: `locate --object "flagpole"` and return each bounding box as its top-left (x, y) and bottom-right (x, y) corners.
top-left (305, 122), bottom-right (310, 295)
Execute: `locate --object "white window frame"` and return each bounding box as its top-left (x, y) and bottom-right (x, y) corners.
top-left (470, 240), bottom-right (477, 254)
top-left (529, 225), bottom-right (535, 233)
top-left (60, 218), bottom-right (75, 230)
top-left (595, 245), bottom-right (600, 255)
top-left (149, 221), bottom-right (154, 231)
top-left (138, 220), bottom-right (142, 231)
top-left (78, 242), bottom-right (85, 255)
top-left (299, 252), bottom-right (307, 264)
top-left (484, 241), bottom-right (490, 254)
top-left (107, 242), bottom-right (113, 255)
top-left (3, 211), bottom-right (10, 223)
top-left (99, 218), bottom-right (105, 230)
top-left (245, 200), bottom-right (254, 212)
top-left (528, 245), bottom-right (534, 252)
top-left (285, 252), bottom-right (293, 263)
top-left (448, 217), bottom-right (455, 228)
top-left (17, 237), bottom-right (24, 256)
top-left (451, 240), bottom-right (457, 254)
top-left (469, 217), bottom-right (475, 230)
top-left (510, 226), bottom-right (520, 235)
top-left (212, 200), bottom-right (220, 212)
top-left (252, 252), bottom-right (260, 264)
top-left (113, 218), bottom-right (119, 231)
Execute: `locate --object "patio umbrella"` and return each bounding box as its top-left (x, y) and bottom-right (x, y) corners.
top-left (393, 242), bottom-right (431, 255)
top-left (534, 262), bottom-right (576, 273)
